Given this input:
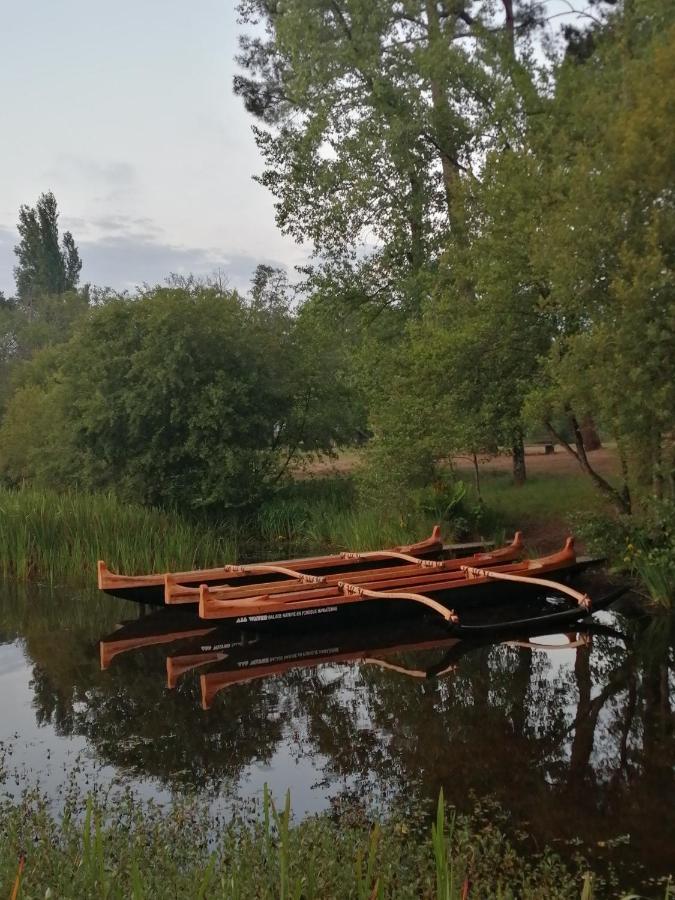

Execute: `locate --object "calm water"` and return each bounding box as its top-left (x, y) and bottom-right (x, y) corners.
top-left (0, 579), bottom-right (673, 887)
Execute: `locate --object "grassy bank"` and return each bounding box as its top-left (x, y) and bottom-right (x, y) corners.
top-left (464, 471), bottom-right (603, 536)
top-left (0, 487), bottom-right (238, 582)
top-left (2, 478), bottom-right (671, 606)
top-left (1, 782), bottom-right (651, 900)
top-left (0, 482), bottom-right (442, 583)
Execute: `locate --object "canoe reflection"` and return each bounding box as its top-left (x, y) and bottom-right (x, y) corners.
top-left (99, 608), bottom-right (620, 711)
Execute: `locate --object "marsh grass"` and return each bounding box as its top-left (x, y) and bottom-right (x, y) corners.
top-left (0, 486), bottom-right (238, 583)
top-left (631, 551), bottom-right (675, 609)
top-left (0, 779), bottom-right (629, 900)
top-left (0, 481), bottom-right (444, 584)
top-left (574, 499), bottom-right (675, 609)
top-left (254, 477), bottom-right (460, 554)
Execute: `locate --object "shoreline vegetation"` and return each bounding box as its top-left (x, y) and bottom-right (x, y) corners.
top-left (0, 469), bottom-right (608, 585)
top-left (2, 778), bottom-right (668, 900)
top-left (0, 472), bottom-right (672, 609)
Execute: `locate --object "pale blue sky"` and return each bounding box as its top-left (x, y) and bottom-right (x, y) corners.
top-left (0, 0), bottom-right (304, 295)
top-left (0, 1), bottom-right (588, 297)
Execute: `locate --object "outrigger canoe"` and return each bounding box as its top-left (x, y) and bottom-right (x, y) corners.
top-left (97, 528), bottom-right (522, 606)
top-left (194, 537), bottom-right (604, 629)
top-left (164, 532), bottom-right (527, 606)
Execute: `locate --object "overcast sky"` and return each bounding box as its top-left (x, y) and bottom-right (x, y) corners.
top-left (0, 0), bottom-right (305, 296)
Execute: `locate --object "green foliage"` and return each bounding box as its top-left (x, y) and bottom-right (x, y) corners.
top-left (0, 283), bottom-right (358, 513)
top-left (0, 485), bottom-right (238, 583)
top-left (524, 2), bottom-right (675, 502)
top-left (344, 0), bottom-right (674, 509)
top-left (234, 0), bottom-right (536, 312)
top-left (0, 779), bottom-right (604, 899)
top-left (574, 499), bottom-right (675, 608)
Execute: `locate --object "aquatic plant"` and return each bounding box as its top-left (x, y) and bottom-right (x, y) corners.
top-left (575, 499), bottom-right (675, 609)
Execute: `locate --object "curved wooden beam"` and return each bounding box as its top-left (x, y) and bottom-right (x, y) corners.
top-left (216, 563), bottom-right (326, 583)
top-left (460, 561), bottom-right (591, 609)
top-left (337, 581), bottom-right (459, 623)
top-left (339, 550), bottom-right (444, 568)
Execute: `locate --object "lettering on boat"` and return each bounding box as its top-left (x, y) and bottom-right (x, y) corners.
top-left (234, 606), bottom-right (339, 625)
top-left (199, 641), bottom-right (238, 652)
top-left (237, 647), bottom-right (341, 668)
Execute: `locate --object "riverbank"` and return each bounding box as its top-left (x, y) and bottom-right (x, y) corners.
top-left (0, 486), bottom-right (238, 583)
top-left (1, 477), bottom-right (671, 607)
top-left (0, 482), bottom-right (442, 583)
top-left (0, 780), bottom-right (638, 900)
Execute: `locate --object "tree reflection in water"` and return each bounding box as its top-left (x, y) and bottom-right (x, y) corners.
top-left (1, 582), bottom-right (673, 880)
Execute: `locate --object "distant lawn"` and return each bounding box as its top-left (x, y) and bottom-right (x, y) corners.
top-left (458, 470), bottom-right (613, 551)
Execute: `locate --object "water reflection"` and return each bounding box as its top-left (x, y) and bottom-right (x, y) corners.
top-left (0, 581), bottom-right (673, 882)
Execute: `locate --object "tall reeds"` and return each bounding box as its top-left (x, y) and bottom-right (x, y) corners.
top-left (0, 486), bottom-right (238, 582)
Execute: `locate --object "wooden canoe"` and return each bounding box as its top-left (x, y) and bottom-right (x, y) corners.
top-left (98, 526), bottom-right (454, 604)
top-left (163, 532), bottom-right (525, 606)
top-left (97, 529), bottom-right (514, 606)
top-left (196, 538), bottom-right (603, 628)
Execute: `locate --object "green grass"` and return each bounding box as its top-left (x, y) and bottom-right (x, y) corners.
top-left (3, 779), bottom-right (660, 900)
top-left (0, 471), bottom-right (615, 585)
top-left (461, 471), bottom-right (606, 537)
top-left (0, 486), bottom-right (238, 583)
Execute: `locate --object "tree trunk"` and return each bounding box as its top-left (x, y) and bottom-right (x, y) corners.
top-left (545, 412), bottom-right (631, 514)
top-left (424, 0), bottom-right (461, 224)
top-left (472, 451), bottom-right (482, 502)
top-left (580, 415), bottom-right (602, 451)
top-left (512, 433), bottom-right (526, 486)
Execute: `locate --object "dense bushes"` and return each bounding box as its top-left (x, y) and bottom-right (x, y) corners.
top-left (0, 284), bottom-right (358, 515)
top-left (575, 499), bottom-right (675, 607)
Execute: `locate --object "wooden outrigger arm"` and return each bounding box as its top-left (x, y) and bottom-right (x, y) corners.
top-left (460, 564), bottom-right (592, 610)
top-left (339, 550), bottom-right (445, 568)
top-left (337, 581), bottom-right (459, 623)
top-left (213, 564), bottom-right (327, 582)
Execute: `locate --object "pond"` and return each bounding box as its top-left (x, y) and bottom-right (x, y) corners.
top-left (0, 579), bottom-right (673, 889)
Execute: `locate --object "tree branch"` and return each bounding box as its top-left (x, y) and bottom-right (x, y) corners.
top-left (544, 415), bottom-right (631, 514)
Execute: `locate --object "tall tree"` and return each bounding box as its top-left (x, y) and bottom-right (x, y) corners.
top-left (234, 0), bottom-right (542, 311)
top-left (524, 0), bottom-right (675, 510)
top-left (14, 192), bottom-right (82, 306)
